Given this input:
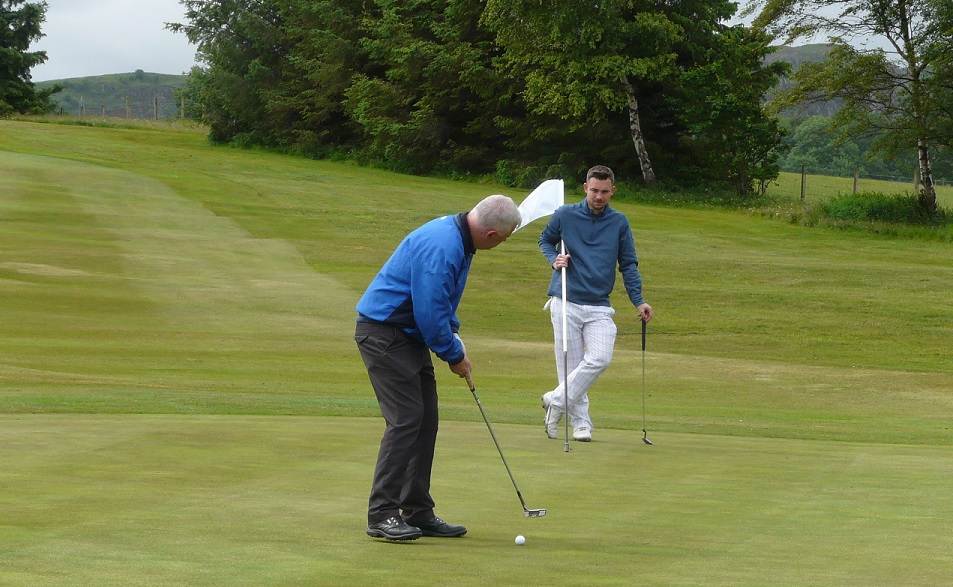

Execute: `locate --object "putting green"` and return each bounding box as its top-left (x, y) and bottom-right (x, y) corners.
top-left (1, 415), bottom-right (951, 586)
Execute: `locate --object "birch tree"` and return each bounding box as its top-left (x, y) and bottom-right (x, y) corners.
top-left (482, 0), bottom-right (694, 184)
top-left (749, 0), bottom-right (953, 213)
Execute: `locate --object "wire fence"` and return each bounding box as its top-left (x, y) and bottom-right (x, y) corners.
top-left (776, 165), bottom-right (953, 208)
top-left (781, 165), bottom-right (952, 189)
top-left (53, 94), bottom-right (191, 121)
top-left (784, 166), bottom-right (953, 200)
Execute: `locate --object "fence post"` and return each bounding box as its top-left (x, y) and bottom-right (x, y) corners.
top-left (180, 95), bottom-right (186, 119)
top-left (800, 165), bottom-right (806, 201)
top-left (79, 95), bottom-right (85, 117)
top-left (853, 168), bottom-right (859, 194)
top-left (154, 96), bottom-right (159, 121)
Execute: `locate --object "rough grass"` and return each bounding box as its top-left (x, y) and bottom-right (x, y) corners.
top-left (9, 113), bottom-right (207, 133)
top-left (820, 192), bottom-right (947, 224)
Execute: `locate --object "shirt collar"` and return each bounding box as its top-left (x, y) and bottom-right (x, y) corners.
top-left (582, 199), bottom-right (609, 217)
top-left (456, 212), bottom-right (476, 255)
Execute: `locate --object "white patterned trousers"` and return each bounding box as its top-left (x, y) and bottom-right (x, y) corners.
top-left (543, 296), bottom-right (617, 431)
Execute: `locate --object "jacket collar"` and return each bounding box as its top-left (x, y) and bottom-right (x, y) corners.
top-left (455, 212), bottom-right (476, 255)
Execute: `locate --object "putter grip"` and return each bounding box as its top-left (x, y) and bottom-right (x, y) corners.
top-left (641, 319), bottom-right (646, 351)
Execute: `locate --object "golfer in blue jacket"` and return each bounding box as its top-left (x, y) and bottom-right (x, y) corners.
top-left (355, 194), bottom-right (520, 541)
top-left (540, 165), bottom-right (654, 442)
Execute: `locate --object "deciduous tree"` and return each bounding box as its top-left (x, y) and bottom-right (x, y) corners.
top-left (482, 0), bottom-right (685, 183)
top-left (674, 26), bottom-right (789, 195)
top-left (750, 0), bottom-right (953, 212)
top-left (482, 0), bottom-right (784, 192)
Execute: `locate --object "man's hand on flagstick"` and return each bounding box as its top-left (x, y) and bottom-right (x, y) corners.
top-left (552, 253), bottom-right (570, 270)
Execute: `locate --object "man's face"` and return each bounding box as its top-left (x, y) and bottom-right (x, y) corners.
top-left (584, 177), bottom-right (615, 213)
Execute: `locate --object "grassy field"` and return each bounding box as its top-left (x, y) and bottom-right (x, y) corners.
top-left (2, 119), bottom-right (952, 585)
top-left (768, 170), bottom-right (953, 208)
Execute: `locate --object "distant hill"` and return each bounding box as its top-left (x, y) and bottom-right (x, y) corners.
top-left (765, 43), bottom-right (833, 71)
top-left (36, 71), bottom-right (188, 119)
top-left (764, 43), bottom-right (840, 117)
top-left (764, 43), bottom-right (839, 117)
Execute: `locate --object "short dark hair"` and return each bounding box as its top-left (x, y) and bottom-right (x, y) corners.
top-left (586, 165), bottom-right (615, 184)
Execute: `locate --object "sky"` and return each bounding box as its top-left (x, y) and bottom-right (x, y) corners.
top-left (28, 0), bottom-right (197, 82)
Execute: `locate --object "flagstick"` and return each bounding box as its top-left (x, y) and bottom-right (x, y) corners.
top-left (560, 240), bottom-right (570, 453)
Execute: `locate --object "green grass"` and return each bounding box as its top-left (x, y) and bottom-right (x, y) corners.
top-left (762, 172), bottom-right (953, 240)
top-left (767, 170), bottom-right (953, 209)
top-left (2, 119), bottom-right (952, 585)
top-left (3, 416), bottom-right (951, 586)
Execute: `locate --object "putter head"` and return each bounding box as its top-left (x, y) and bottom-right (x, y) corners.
top-left (642, 430), bottom-right (653, 446)
top-left (524, 508), bottom-right (547, 518)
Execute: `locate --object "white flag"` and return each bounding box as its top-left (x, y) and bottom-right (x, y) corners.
top-left (514, 179), bottom-right (564, 232)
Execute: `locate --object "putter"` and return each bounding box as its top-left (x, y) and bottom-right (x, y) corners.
top-left (641, 318), bottom-right (653, 446)
top-left (465, 373), bottom-right (548, 518)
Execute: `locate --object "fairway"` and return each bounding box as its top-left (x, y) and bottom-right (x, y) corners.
top-left (2, 119), bottom-right (952, 585)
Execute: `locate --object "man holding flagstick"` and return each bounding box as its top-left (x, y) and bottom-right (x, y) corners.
top-left (515, 178), bottom-right (572, 449)
top-left (538, 165), bottom-right (653, 442)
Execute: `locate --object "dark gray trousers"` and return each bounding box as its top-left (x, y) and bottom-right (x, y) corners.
top-left (355, 322), bottom-right (438, 525)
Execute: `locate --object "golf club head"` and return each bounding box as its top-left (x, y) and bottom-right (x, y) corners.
top-left (524, 508), bottom-right (547, 518)
top-left (642, 430), bottom-right (653, 446)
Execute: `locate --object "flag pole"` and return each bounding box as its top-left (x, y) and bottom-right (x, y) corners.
top-left (560, 240), bottom-right (570, 453)
top-left (513, 179), bottom-right (566, 450)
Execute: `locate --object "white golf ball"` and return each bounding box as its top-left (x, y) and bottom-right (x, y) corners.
top-left (515, 534), bottom-right (526, 545)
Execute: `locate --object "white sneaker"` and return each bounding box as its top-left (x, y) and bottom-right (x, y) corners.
top-left (541, 395), bottom-right (559, 439)
top-left (572, 427), bottom-right (592, 442)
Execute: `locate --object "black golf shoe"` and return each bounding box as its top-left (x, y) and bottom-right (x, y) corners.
top-left (405, 515), bottom-right (467, 538)
top-left (366, 516), bottom-right (422, 541)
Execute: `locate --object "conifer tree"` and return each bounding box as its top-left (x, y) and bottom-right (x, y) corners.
top-left (0, 0), bottom-right (58, 115)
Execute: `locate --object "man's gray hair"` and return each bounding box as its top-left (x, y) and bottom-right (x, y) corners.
top-left (472, 194), bottom-right (520, 234)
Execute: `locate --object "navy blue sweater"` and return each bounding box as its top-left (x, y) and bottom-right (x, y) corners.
top-left (539, 200), bottom-right (645, 307)
top-left (356, 213), bottom-right (473, 364)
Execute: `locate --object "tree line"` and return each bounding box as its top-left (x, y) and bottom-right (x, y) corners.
top-left (167, 0), bottom-right (787, 195)
top-left (780, 115), bottom-right (953, 183)
top-left (6, 1), bottom-right (949, 210)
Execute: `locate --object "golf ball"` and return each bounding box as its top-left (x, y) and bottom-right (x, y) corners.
top-left (515, 534), bottom-right (525, 545)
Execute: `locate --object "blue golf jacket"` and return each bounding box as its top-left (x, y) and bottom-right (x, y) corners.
top-left (356, 213), bottom-right (473, 364)
top-left (539, 200), bottom-right (645, 307)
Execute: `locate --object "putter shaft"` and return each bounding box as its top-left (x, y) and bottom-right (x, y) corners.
top-left (465, 374), bottom-right (547, 517)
